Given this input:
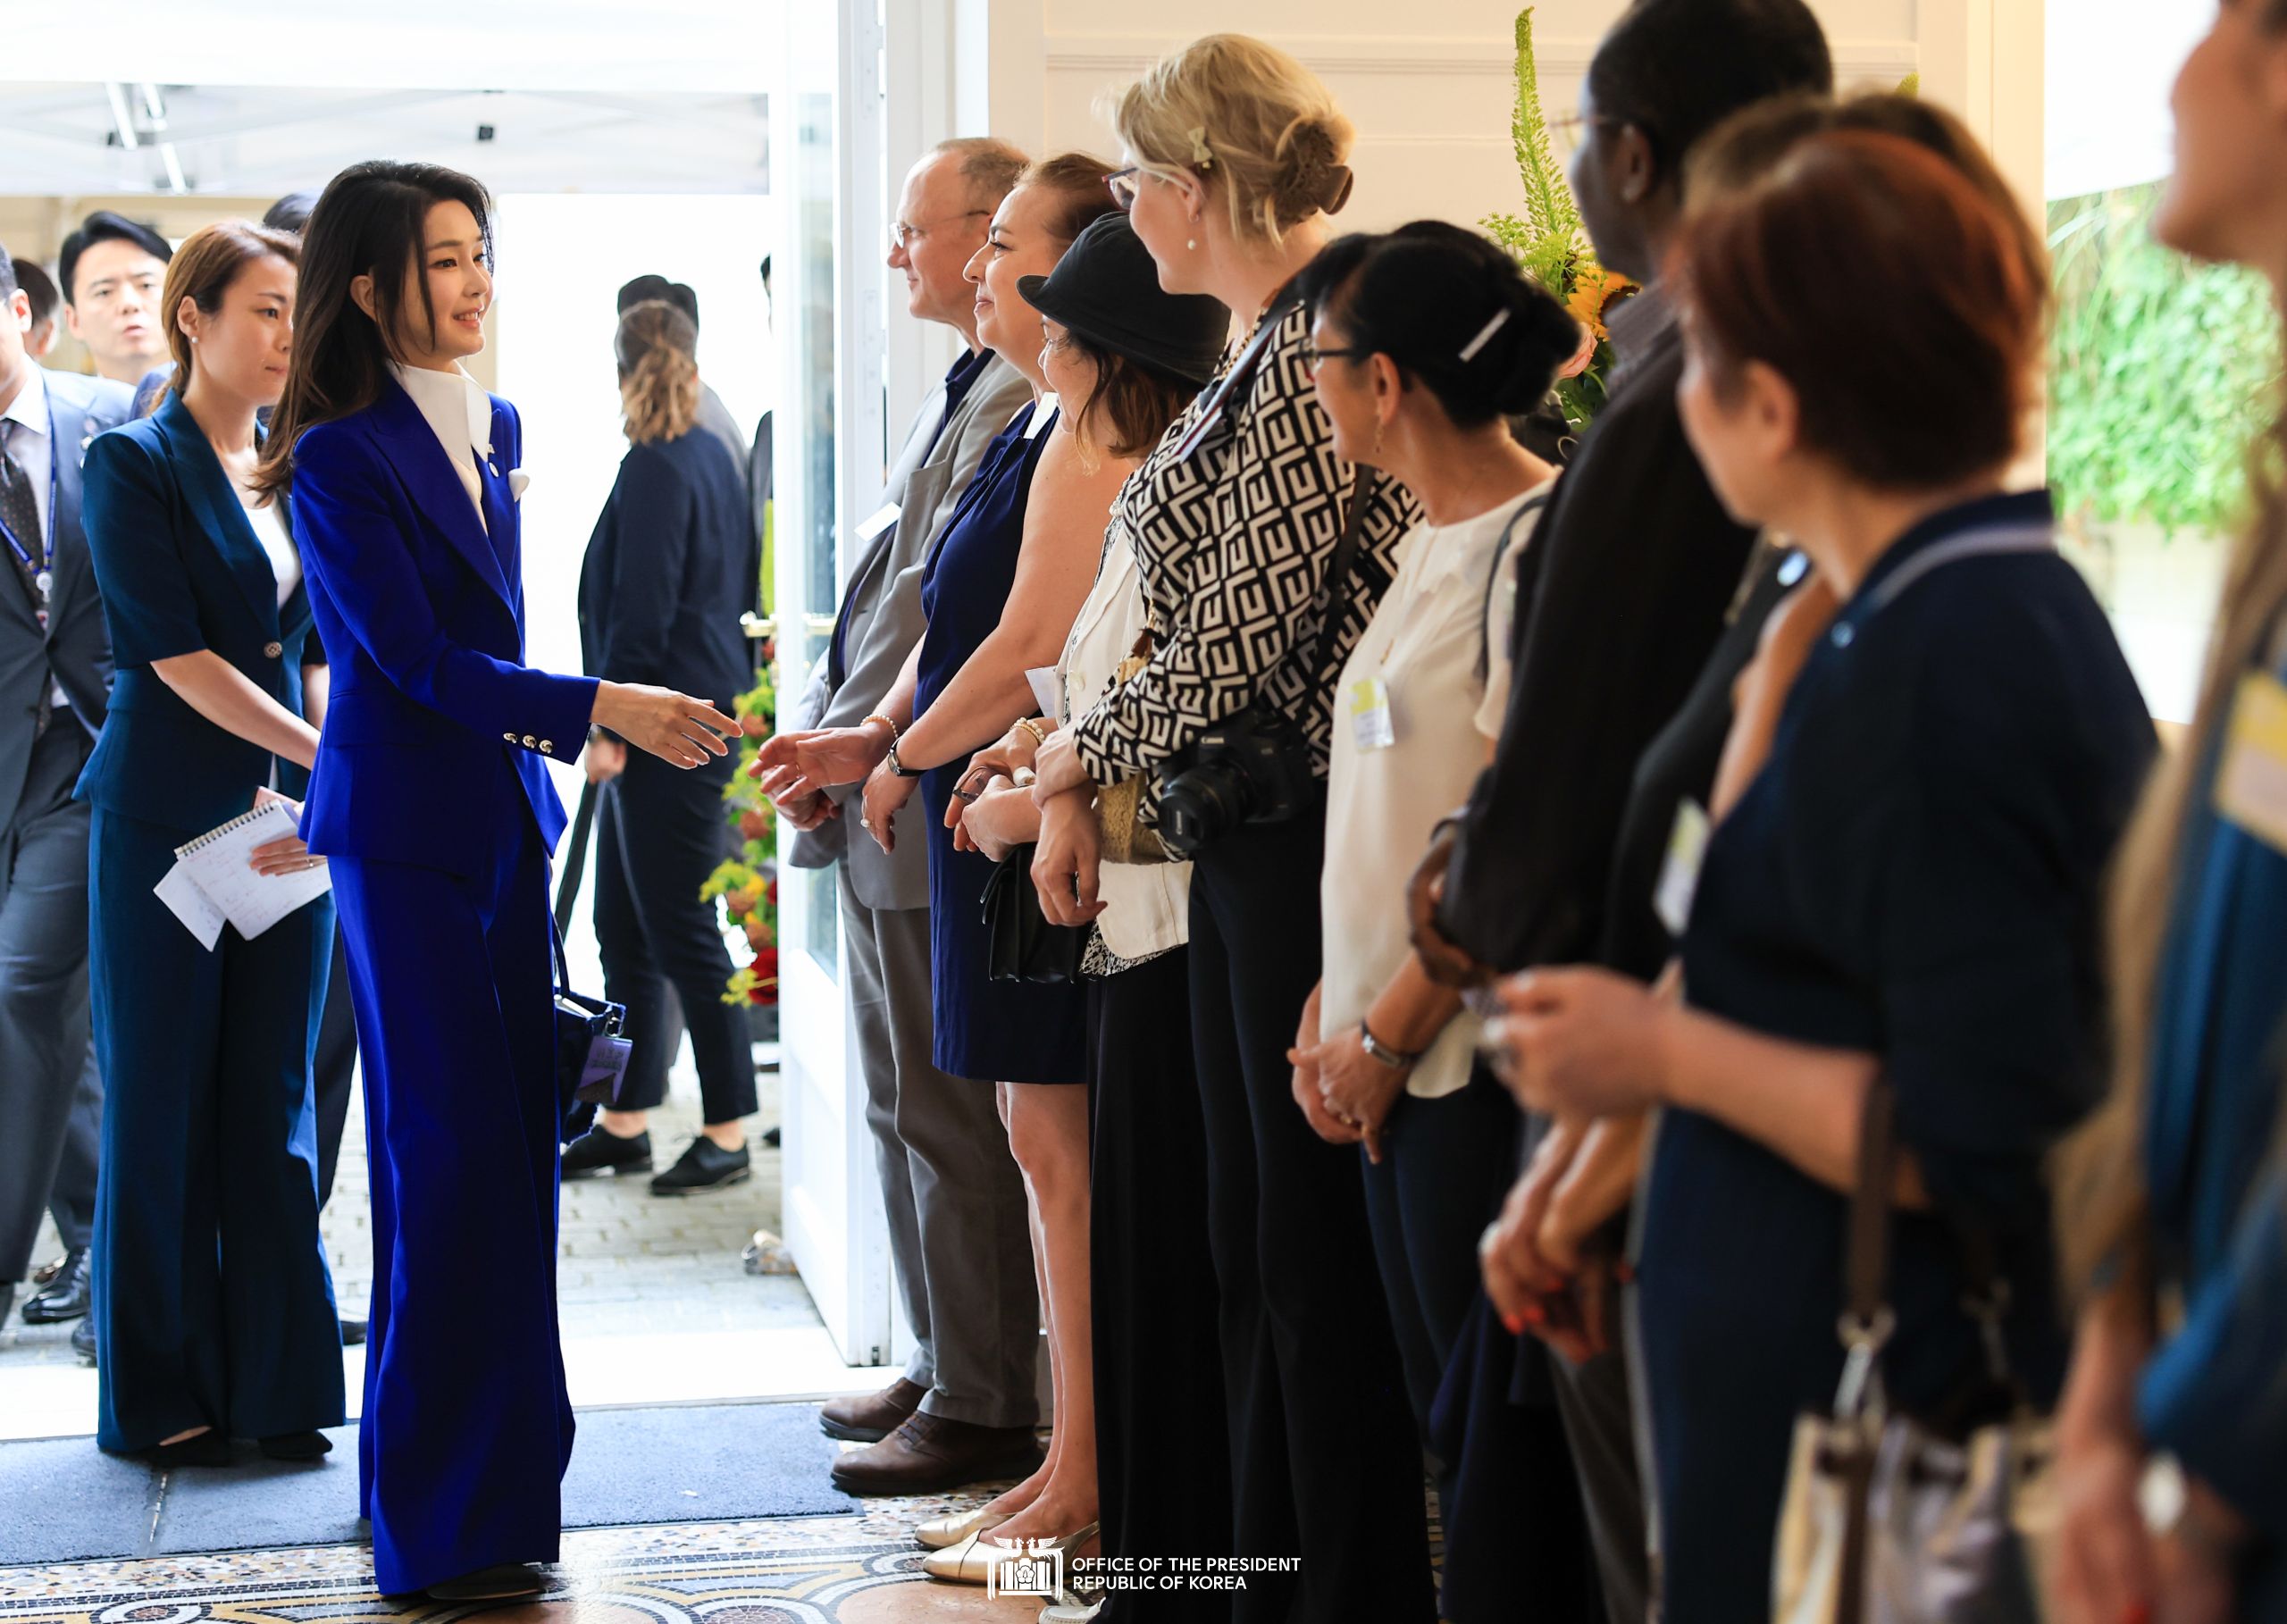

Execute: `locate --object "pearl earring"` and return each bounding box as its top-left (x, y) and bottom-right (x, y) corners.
top-left (1187, 238), bottom-right (1197, 251)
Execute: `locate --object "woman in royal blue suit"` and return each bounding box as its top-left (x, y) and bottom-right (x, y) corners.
top-left (254, 161), bottom-right (737, 1603)
top-left (79, 222), bottom-right (343, 1468)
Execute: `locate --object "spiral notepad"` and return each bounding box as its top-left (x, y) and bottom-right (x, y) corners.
top-left (154, 801), bottom-right (331, 950)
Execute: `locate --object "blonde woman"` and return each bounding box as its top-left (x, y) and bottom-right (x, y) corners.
top-left (567, 300), bottom-right (758, 1193)
top-left (2051, 2), bottom-right (2287, 1618)
top-left (1026, 36), bottom-right (1434, 1621)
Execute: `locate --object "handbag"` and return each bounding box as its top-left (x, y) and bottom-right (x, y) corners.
top-left (982, 845), bottom-right (1086, 984)
top-left (1096, 638), bottom-right (1174, 866)
top-left (549, 799), bottom-right (633, 1141)
top-left (1772, 1083), bottom-right (2059, 1624)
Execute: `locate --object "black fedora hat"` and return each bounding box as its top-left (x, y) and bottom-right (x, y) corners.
top-left (1017, 213), bottom-right (1229, 386)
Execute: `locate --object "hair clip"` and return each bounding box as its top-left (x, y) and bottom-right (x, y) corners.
top-left (1186, 127), bottom-right (1215, 168)
top-left (1458, 306), bottom-right (1512, 363)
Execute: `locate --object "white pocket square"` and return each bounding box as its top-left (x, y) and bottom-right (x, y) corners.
top-left (508, 468), bottom-right (531, 500)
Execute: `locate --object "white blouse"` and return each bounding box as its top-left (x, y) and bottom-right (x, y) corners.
top-left (388, 360), bottom-right (494, 527)
top-left (1055, 512), bottom-right (1191, 966)
top-left (1319, 481), bottom-right (1553, 1100)
top-left (236, 483), bottom-right (300, 607)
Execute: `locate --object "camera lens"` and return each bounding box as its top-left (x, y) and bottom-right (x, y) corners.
top-left (1159, 759), bottom-right (1253, 856)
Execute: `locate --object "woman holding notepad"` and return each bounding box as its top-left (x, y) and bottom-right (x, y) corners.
top-left (251, 163), bottom-right (735, 1603)
top-left (77, 220), bottom-right (346, 1470)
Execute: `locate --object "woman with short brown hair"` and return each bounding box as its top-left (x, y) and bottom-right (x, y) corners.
top-left (1489, 127), bottom-right (2156, 1621)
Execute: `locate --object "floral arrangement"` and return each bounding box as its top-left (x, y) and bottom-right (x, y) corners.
top-left (1480, 6), bottom-right (1636, 428)
top-left (709, 648), bottom-right (779, 1009)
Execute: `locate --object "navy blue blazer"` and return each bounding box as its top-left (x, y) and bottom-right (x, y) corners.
top-left (0, 367), bottom-right (134, 831)
top-left (289, 377), bottom-right (595, 877)
top-left (76, 394), bottom-right (323, 833)
top-left (576, 429), bottom-right (753, 710)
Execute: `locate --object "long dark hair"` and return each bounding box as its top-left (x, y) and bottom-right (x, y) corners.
top-left (254, 161), bottom-right (493, 495)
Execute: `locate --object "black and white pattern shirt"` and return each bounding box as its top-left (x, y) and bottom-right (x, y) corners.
top-left (1068, 301), bottom-right (1420, 822)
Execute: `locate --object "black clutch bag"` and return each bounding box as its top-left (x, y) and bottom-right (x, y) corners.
top-left (981, 845), bottom-right (1086, 984)
top-left (550, 916), bottom-right (632, 1141)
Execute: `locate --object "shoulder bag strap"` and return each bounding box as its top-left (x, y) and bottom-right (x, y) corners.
top-left (1298, 465), bottom-right (1378, 701)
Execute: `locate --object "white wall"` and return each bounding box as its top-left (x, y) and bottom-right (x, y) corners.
top-left (951, 0), bottom-right (2037, 242)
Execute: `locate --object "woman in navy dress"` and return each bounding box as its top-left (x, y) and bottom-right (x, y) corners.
top-left (1489, 131), bottom-right (2155, 1622)
top-left (2050, 4), bottom-right (2287, 1615)
top-left (78, 222), bottom-right (342, 1467)
top-left (256, 161), bottom-right (736, 1602)
top-left (750, 156), bottom-right (1133, 1545)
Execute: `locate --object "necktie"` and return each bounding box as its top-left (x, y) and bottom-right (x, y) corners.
top-left (0, 420), bottom-right (45, 616)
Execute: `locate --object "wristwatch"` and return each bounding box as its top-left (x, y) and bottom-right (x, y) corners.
top-left (886, 740), bottom-right (926, 779)
top-left (1359, 1019), bottom-right (1421, 1070)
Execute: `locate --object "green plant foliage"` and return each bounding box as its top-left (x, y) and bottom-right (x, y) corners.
top-left (1479, 6), bottom-right (1629, 430)
top-left (2048, 182), bottom-right (2281, 535)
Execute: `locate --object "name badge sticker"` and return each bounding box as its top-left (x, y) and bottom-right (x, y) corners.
top-left (1654, 798), bottom-right (1713, 937)
top-left (854, 502), bottom-right (901, 544)
top-left (1350, 676), bottom-right (1396, 751)
top-left (2216, 669), bottom-right (2287, 856)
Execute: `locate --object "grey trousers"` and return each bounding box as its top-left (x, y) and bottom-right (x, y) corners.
top-left (43, 1050), bottom-right (101, 1251)
top-left (837, 866), bottom-right (1038, 1427)
top-left (0, 724), bottom-right (96, 1283)
top-left (1548, 1344), bottom-right (1653, 1624)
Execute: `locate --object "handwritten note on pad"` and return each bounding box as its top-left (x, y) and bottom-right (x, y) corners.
top-left (155, 803), bottom-right (331, 949)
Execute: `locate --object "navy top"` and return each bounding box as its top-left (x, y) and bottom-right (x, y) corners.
top-left (1636, 490), bottom-right (2156, 1623)
top-left (76, 393), bottom-right (323, 835)
top-left (578, 427), bottom-right (753, 712)
top-left (2136, 658), bottom-right (2287, 1602)
top-left (915, 398), bottom-right (1085, 1084)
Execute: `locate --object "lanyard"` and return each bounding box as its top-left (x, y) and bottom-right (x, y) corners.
top-left (0, 389), bottom-right (63, 595)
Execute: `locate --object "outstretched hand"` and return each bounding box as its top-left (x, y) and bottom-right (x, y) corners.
top-left (748, 722), bottom-right (894, 799)
top-left (591, 682), bottom-right (738, 770)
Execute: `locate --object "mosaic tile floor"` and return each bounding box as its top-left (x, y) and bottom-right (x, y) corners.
top-left (0, 1488), bottom-right (1051, 1624)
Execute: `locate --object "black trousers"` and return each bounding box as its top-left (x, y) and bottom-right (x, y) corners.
top-left (594, 751), bottom-right (755, 1124)
top-left (1088, 949), bottom-right (1232, 1621)
top-left (1188, 800), bottom-right (1437, 1624)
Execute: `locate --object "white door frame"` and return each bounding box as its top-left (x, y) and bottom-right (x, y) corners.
top-left (772, 0), bottom-right (899, 1368)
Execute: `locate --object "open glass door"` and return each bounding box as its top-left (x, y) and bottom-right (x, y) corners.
top-left (771, 0), bottom-right (900, 1368)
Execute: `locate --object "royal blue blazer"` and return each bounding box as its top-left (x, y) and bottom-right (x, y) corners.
top-left (289, 378), bottom-right (595, 877)
top-left (76, 394), bottom-right (323, 833)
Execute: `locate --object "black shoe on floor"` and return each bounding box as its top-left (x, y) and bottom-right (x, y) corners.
top-left (339, 1317), bottom-right (367, 1347)
top-left (258, 1430), bottom-right (334, 1461)
top-left (71, 1318), bottom-right (95, 1364)
top-left (649, 1137), bottom-right (751, 1195)
top-left (22, 1248), bottom-right (88, 1324)
top-left (148, 1431), bottom-right (232, 1468)
top-left (561, 1126), bottom-right (652, 1180)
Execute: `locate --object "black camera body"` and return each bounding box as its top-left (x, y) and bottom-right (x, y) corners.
top-left (1155, 700), bottom-right (1319, 856)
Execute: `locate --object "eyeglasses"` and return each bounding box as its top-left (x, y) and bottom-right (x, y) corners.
top-left (1547, 111), bottom-right (1634, 160)
top-left (1303, 342), bottom-right (1370, 375)
top-left (890, 210), bottom-right (991, 252)
top-left (1105, 168), bottom-right (1143, 210)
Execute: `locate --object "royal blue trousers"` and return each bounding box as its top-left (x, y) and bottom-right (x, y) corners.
top-left (330, 818), bottom-right (571, 1595)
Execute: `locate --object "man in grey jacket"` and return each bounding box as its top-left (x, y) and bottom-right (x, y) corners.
top-left (0, 245), bottom-right (134, 1330)
top-left (773, 137), bottom-right (1043, 1494)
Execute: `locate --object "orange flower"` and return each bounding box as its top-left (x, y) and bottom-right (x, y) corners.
top-left (1565, 262), bottom-right (1635, 342)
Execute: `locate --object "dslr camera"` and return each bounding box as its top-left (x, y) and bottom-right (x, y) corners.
top-left (1155, 699), bottom-right (1319, 856)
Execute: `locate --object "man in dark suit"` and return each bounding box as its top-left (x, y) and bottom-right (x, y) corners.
top-left (0, 244), bottom-right (133, 1328)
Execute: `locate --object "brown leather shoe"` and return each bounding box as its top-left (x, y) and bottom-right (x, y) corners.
top-left (818, 1377), bottom-right (928, 1443)
top-left (829, 1410), bottom-right (1044, 1496)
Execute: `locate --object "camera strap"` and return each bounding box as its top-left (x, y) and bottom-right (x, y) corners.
top-left (1298, 463), bottom-right (1378, 701)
